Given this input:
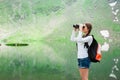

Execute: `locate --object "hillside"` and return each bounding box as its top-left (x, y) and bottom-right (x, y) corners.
top-left (0, 0), bottom-right (120, 80)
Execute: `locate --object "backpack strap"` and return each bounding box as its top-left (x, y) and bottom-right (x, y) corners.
top-left (91, 35), bottom-right (94, 38)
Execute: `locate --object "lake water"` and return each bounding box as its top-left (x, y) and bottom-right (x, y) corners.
top-left (0, 0), bottom-right (120, 80)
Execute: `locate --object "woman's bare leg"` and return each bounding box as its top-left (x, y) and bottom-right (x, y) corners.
top-left (79, 68), bottom-right (89, 80)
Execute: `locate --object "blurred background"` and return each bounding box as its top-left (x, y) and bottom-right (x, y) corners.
top-left (0, 0), bottom-right (120, 80)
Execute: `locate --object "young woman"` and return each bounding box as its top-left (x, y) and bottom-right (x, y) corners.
top-left (71, 23), bottom-right (93, 80)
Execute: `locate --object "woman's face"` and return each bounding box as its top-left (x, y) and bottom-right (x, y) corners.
top-left (82, 24), bottom-right (89, 34)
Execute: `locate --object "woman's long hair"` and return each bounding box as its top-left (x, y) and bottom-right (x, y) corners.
top-left (83, 23), bottom-right (92, 48)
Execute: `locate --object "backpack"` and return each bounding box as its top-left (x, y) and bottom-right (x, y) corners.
top-left (88, 35), bottom-right (102, 63)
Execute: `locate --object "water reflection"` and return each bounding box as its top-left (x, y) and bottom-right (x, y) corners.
top-left (5, 43), bottom-right (29, 46)
top-left (108, 0), bottom-right (119, 22)
top-left (112, 9), bottom-right (119, 15)
top-left (0, 0), bottom-right (119, 80)
top-left (109, 72), bottom-right (117, 79)
top-left (99, 29), bottom-right (119, 79)
top-left (100, 30), bottom-right (110, 39)
top-left (100, 30), bottom-right (110, 51)
top-left (113, 17), bottom-right (119, 22)
top-left (101, 42), bottom-right (110, 51)
top-left (0, 42), bottom-right (67, 80)
top-left (109, 58), bottom-right (119, 79)
top-left (108, 0), bottom-right (117, 8)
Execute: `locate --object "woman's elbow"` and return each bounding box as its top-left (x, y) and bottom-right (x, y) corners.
top-left (70, 38), bottom-right (75, 42)
top-left (70, 39), bottom-right (74, 42)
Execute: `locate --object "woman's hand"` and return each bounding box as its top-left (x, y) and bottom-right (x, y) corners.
top-left (73, 28), bottom-right (78, 32)
top-left (79, 26), bottom-right (83, 31)
top-left (79, 24), bottom-right (83, 32)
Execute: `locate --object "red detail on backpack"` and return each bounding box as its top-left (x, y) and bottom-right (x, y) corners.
top-left (96, 44), bottom-right (102, 61)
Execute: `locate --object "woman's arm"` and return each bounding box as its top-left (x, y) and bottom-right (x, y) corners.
top-left (70, 30), bottom-right (81, 42)
top-left (70, 30), bottom-right (92, 43)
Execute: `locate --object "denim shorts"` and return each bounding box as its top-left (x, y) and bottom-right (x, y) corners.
top-left (78, 57), bottom-right (91, 69)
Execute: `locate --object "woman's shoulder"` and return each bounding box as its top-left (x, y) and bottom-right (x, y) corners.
top-left (87, 35), bottom-right (93, 38)
top-left (87, 35), bottom-right (93, 41)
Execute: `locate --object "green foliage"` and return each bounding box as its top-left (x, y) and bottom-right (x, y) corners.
top-left (0, 0), bottom-right (120, 80)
